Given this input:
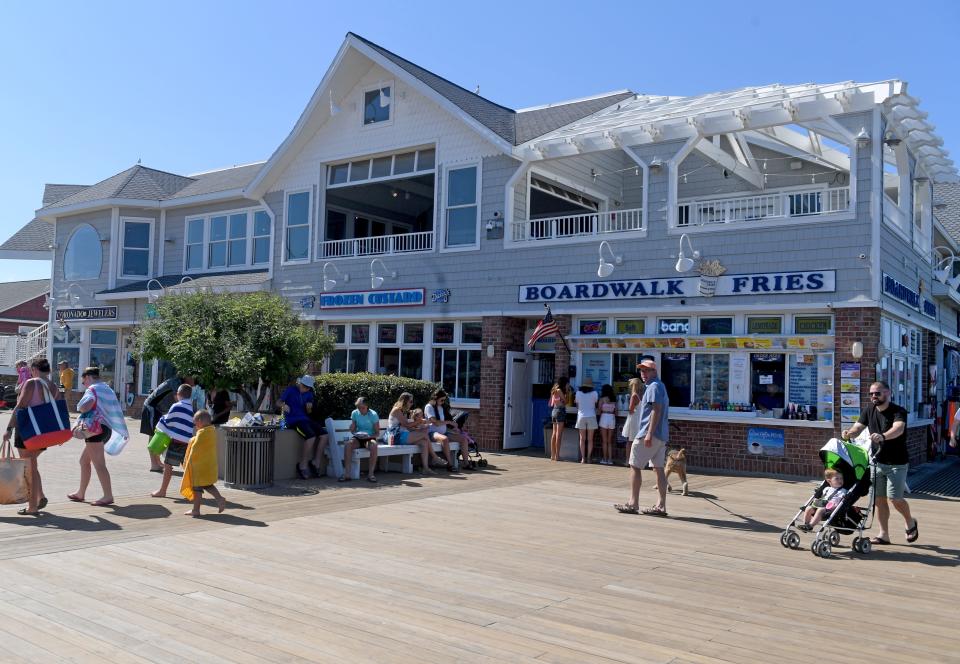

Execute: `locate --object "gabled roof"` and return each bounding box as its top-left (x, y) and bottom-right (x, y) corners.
top-left (348, 33), bottom-right (633, 146)
top-left (0, 279), bottom-right (49, 314)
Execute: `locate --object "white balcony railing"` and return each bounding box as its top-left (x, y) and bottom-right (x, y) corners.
top-left (319, 231), bottom-right (434, 259)
top-left (0, 323), bottom-right (47, 368)
top-left (678, 186), bottom-right (850, 227)
top-left (510, 207), bottom-right (644, 242)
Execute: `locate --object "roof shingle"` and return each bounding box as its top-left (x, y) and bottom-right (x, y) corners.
top-left (0, 279), bottom-right (49, 314)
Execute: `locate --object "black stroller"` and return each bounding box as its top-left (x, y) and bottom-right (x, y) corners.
top-left (780, 437), bottom-right (877, 558)
top-left (452, 411), bottom-right (488, 468)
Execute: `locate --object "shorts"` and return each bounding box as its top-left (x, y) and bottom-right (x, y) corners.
top-left (629, 436), bottom-right (667, 469)
top-left (551, 407), bottom-right (567, 423)
top-left (575, 415), bottom-right (598, 430)
top-left (874, 462), bottom-right (909, 500)
top-left (85, 425), bottom-right (112, 444)
top-left (389, 430), bottom-right (409, 445)
top-left (429, 430), bottom-right (448, 442)
top-left (598, 413), bottom-right (616, 430)
top-left (291, 420), bottom-right (321, 440)
top-left (351, 434), bottom-right (376, 448)
top-left (163, 441), bottom-right (189, 467)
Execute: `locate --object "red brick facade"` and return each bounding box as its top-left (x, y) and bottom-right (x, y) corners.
top-left (477, 316), bottom-right (526, 451)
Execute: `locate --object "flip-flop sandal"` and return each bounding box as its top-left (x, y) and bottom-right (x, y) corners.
top-left (37, 497), bottom-right (48, 510)
top-left (367, 476), bottom-right (378, 483)
top-left (337, 477), bottom-right (351, 483)
top-left (640, 507), bottom-right (668, 517)
top-left (91, 500), bottom-right (114, 507)
top-left (869, 536), bottom-right (891, 545)
top-left (614, 503), bottom-right (639, 514)
top-left (906, 519), bottom-right (919, 543)
top-left (67, 494), bottom-right (85, 503)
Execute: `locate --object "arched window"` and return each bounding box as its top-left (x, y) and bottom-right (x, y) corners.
top-left (63, 224), bottom-right (102, 280)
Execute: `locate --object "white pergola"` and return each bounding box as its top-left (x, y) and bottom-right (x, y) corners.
top-left (513, 80), bottom-right (958, 184)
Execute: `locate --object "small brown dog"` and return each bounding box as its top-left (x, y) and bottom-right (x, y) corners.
top-left (664, 448), bottom-right (688, 495)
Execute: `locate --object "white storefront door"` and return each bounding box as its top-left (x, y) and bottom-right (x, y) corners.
top-left (503, 351), bottom-right (532, 449)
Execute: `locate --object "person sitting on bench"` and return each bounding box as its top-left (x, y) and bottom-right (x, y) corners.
top-left (341, 397), bottom-right (379, 483)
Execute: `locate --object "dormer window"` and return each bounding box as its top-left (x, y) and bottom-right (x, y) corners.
top-left (363, 84), bottom-right (391, 125)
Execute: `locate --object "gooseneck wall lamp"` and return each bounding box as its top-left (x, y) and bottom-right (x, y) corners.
top-left (322, 262), bottom-right (349, 292)
top-left (370, 258), bottom-right (397, 289)
top-left (597, 240), bottom-right (622, 278)
top-left (674, 233), bottom-right (700, 273)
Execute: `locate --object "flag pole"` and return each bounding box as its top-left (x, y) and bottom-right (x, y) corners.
top-left (545, 303), bottom-right (571, 354)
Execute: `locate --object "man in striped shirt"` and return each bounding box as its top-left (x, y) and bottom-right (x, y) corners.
top-left (151, 384), bottom-right (195, 498)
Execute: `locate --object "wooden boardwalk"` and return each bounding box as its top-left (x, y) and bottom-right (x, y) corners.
top-left (0, 454), bottom-right (957, 663)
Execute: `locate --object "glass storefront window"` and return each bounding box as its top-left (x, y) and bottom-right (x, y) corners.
top-left (351, 324), bottom-right (370, 344)
top-left (462, 322), bottom-right (482, 344)
top-left (90, 329), bottom-right (118, 345)
top-left (616, 319), bottom-right (645, 335)
top-left (53, 327), bottom-right (81, 344)
top-left (399, 349), bottom-right (423, 379)
top-left (89, 346), bottom-right (117, 389)
top-left (660, 353), bottom-right (691, 407)
top-left (348, 349), bottom-right (368, 373)
top-left (52, 347), bottom-right (80, 390)
top-left (378, 323), bottom-right (397, 344)
top-left (433, 348), bottom-right (479, 400)
top-left (747, 316), bottom-right (782, 335)
top-left (694, 354), bottom-right (729, 404)
top-left (404, 323), bottom-right (424, 344)
top-left (329, 349), bottom-right (347, 374)
top-left (699, 317), bottom-right (733, 335)
top-left (752, 353), bottom-right (785, 412)
top-left (328, 325), bottom-right (346, 343)
top-left (433, 323), bottom-right (454, 344)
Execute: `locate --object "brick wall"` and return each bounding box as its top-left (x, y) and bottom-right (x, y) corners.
top-left (477, 316), bottom-right (526, 451)
top-left (554, 314), bottom-right (572, 383)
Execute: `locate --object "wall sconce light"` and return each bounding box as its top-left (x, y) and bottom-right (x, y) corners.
top-left (486, 344), bottom-right (495, 359)
top-left (329, 90), bottom-right (341, 116)
top-left (855, 127), bottom-right (871, 147)
top-left (66, 283), bottom-right (92, 306)
top-left (597, 240), bottom-right (622, 278)
top-left (322, 262), bottom-right (349, 291)
top-left (674, 233), bottom-right (700, 273)
top-left (851, 341), bottom-right (864, 359)
top-left (883, 131), bottom-right (902, 147)
top-left (370, 258), bottom-right (396, 289)
top-left (146, 278), bottom-right (165, 303)
top-left (649, 157), bottom-right (663, 173)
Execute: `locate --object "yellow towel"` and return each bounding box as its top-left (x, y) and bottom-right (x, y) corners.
top-left (180, 425), bottom-right (218, 501)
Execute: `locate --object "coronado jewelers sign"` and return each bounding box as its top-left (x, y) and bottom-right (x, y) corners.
top-left (320, 288), bottom-right (425, 310)
top-left (56, 307), bottom-right (118, 321)
top-left (519, 271), bottom-right (835, 303)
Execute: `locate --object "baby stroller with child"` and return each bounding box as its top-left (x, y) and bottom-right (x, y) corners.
top-left (452, 411), bottom-right (488, 468)
top-left (780, 436), bottom-right (877, 559)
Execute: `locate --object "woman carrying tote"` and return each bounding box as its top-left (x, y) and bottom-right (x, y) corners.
top-left (2, 358), bottom-right (58, 516)
top-left (68, 367), bottom-right (128, 506)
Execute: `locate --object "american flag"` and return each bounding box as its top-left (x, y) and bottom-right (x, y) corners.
top-left (528, 308), bottom-right (559, 347)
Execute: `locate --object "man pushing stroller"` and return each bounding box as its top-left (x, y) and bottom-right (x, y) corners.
top-left (841, 380), bottom-right (919, 546)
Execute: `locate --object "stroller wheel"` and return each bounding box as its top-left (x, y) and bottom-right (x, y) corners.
top-left (786, 532), bottom-right (800, 549)
top-left (851, 536), bottom-right (862, 553)
top-left (810, 540), bottom-right (820, 556)
top-left (780, 532), bottom-right (789, 548)
top-left (479, 459), bottom-right (488, 467)
top-left (859, 538), bottom-right (872, 555)
top-left (818, 542), bottom-right (832, 558)
top-left (829, 531), bottom-right (840, 547)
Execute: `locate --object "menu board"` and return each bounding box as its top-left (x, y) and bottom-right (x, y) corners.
top-left (817, 354), bottom-right (834, 422)
top-left (581, 353), bottom-right (611, 387)
top-left (840, 361), bottom-right (861, 424)
top-left (788, 354), bottom-right (817, 406)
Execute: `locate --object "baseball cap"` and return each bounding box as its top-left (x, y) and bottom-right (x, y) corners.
top-left (637, 359), bottom-right (657, 370)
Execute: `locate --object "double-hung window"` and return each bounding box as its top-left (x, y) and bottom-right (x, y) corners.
top-left (121, 218), bottom-right (152, 278)
top-left (433, 321), bottom-right (482, 400)
top-left (445, 165), bottom-right (479, 248)
top-left (184, 207), bottom-right (271, 272)
top-left (285, 190), bottom-right (311, 261)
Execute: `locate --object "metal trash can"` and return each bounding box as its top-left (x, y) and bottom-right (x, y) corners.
top-left (223, 425), bottom-right (277, 489)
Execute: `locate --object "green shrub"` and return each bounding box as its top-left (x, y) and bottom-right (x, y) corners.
top-left (312, 373), bottom-right (440, 420)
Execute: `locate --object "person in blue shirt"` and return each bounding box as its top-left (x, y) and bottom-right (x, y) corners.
top-left (615, 359), bottom-right (671, 517)
top-left (340, 397), bottom-right (380, 483)
top-left (279, 375), bottom-right (321, 480)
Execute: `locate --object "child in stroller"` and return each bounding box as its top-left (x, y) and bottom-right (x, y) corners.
top-left (798, 468), bottom-right (847, 531)
top-left (781, 437), bottom-right (876, 558)
top-left (452, 411), bottom-right (488, 468)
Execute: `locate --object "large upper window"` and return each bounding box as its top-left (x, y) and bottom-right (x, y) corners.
top-left (63, 224), bottom-right (102, 281)
top-left (285, 191), bottom-right (311, 261)
top-left (363, 85), bottom-right (391, 125)
top-left (121, 218), bottom-right (152, 278)
top-left (445, 165), bottom-right (479, 248)
top-left (327, 147), bottom-right (436, 188)
top-left (184, 208), bottom-right (271, 272)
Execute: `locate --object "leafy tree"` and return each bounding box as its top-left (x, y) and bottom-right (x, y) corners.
top-left (136, 291), bottom-right (334, 410)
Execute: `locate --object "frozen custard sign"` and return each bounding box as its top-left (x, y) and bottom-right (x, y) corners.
top-left (320, 288), bottom-right (425, 310)
top-left (519, 271), bottom-right (835, 303)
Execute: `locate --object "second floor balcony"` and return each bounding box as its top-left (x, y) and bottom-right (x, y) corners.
top-left (510, 208), bottom-right (644, 243)
top-left (678, 186), bottom-right (851, 227)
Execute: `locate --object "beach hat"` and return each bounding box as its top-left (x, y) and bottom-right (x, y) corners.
top-left (581, 376), bottom-right (594, 388)
top-left (298, 375), bottom-right (316, 388)
top-left (637, 359), bottom-right (657, 370)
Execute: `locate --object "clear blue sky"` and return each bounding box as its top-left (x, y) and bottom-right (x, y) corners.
top-left (2, 0), bottom-right (958, 283)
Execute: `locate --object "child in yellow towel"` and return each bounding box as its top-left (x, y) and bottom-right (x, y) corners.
top-left (180, 410), bottom-right (226, 517)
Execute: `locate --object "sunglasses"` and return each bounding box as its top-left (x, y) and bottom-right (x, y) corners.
top-left (869, 392), bottom-right (885, 396)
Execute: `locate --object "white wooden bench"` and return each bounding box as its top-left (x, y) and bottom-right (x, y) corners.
top-left (324, 417), bottom-right (460, 480)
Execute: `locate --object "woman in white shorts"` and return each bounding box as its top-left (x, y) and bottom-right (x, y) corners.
top-left (597, 384), bottom-right (617, 465)
top-left (574, 377), bottom-right (599, 464)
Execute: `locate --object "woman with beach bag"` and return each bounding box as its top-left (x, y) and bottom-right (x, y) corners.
top-left (2, 358), bottom-right (62, 515)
